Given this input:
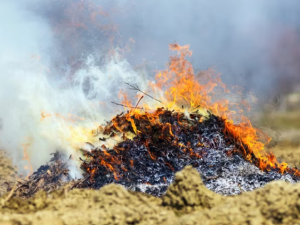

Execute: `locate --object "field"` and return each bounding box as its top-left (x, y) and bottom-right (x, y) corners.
top-left (257, 109), bottom-right (300, 168)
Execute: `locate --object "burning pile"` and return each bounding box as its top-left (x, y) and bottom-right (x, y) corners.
top-left (71, 43), bottom-right (300, 196)
top-left (9, 43), bottom-right (300, 197)
top-left (72, 107), bottom-right (298, 196)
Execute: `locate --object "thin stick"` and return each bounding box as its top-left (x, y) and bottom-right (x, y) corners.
top-left (124, 82), bottom-right (163, 104)
top-left (1, 182), bottom-right (17, 206)
top-left (204, 176), bottom-right (219, 181)
top-left (237, 183), bottom-right (244, 194)
top-left (111, 102), bottom-right (143, 109)
top-left (134, 96), bottom-right (144, 109)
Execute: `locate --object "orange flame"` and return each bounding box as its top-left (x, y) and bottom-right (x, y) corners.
top-left (117, 43), bottom-right (299, 176)
top-left (22, 142), bottom-right (33, 176)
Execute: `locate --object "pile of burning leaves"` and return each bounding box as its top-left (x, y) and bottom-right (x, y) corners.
top-left (74, 107), bottom-right (300, 196)
top-left (7, 43), bottom-right (300, 198)
top-left (10, 107), bottom-right (300, 198)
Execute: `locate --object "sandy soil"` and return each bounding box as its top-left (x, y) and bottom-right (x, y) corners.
top-left (1, 166), bottom-right (300, 225)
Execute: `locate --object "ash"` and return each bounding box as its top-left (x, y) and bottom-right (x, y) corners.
top-left (197, 147), bottom-right (295, 195)
top-left (76, 109), bottom-right (299, 196)
top-left (129, 145), bottom-right (295, 196)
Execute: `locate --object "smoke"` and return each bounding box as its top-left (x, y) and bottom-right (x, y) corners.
top-left (27, 0), bottom-right (300, 94)
top-left (116, 0), bottom-right (300, 97)
top-left (1, 0), bottom-right (300, 174)
top-left (0, 1), bottom-right (147, 175)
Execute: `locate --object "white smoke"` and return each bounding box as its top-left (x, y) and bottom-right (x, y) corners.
top-left (0, 1), bottom-right (147, 175)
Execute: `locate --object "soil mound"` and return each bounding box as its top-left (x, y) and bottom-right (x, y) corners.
top-left (1, 166), bottom-right (300, 225)
top-left (0, 184), bottom-right (175, 225)
top-left (163, 165), bottom-right (224, 214)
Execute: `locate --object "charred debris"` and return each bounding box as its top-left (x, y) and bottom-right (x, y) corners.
top-left (4, 152), bottom-right (72, 198)
top-left (75, 108), bottom-right (300, 196)
top-left (8, 108), bottom-right (300, 198)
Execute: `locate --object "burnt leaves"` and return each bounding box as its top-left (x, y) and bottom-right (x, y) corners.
top-left (74, 108), bottom-right (300, 196)
top-left (75, 109), bottom-right (224, 191)
top-left (13, 152), bottom-right (72, 198)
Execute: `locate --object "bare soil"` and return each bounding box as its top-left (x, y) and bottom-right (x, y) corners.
top-left (0, 165), bottom-right (300, 225)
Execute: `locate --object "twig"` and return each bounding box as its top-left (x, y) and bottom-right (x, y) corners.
top-left (1, 182), bottom-right (17, 206)
top-left (204, 176), bottom-right (219, 181)
top-left (134, 96), bottom-right (144, 110)
top-left (124, 82), bottom-right (163, 104)
top-left (237, 183), bottom-right (244, 194)
top-left (70, 176), bottom-right (91, 189)
top-left (111, 102), bottom-right (143, 109)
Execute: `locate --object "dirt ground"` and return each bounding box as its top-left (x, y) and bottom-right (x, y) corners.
top-left (1, 165), bottom-right (300, 225)
top-left (1, 110), bottom-right (300, 225)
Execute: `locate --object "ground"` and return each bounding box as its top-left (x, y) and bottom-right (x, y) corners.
top-left (1, 166), bottom-right (300, 225)
top-left (257, 109), bottom-right (300, 168)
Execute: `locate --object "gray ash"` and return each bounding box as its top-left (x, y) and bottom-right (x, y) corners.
top-left (73, 108), bottom-right (300, 196)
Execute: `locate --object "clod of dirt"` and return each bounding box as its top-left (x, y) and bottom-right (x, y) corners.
top-left (250, 181), bottom-right (300, 224)
top-left (178, 178), bottom-right (300, 225)
top-left (162, 165), bottom-right (224, 214)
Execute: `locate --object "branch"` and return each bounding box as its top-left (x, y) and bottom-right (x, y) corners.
top-left (124, 82), bottom-right (163, 104)
top-left (134, 95), bottom-right (144, 109)
top-left (111, 102), bottom-right (143, 109)
top-left (1, 182), bottom-right (17, 206)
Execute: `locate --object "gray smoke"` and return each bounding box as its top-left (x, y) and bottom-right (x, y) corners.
top-left (1, 0), bottom-right (300, 174)
top-left (0, 1), bottom-right (147, 175)
top-left (28, 0), bottom-right (300, 95)
top-left (117, 0), bottom-right (300, 97)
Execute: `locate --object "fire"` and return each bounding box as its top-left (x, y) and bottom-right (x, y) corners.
top-left (40, 111), bottom-right (103, 152)
top-left (37, 43), bottom-right (299, 180)
top-left (40, 112), bottom-right (85, 123)
top-left (22, 142), bottom-right (33, 176)
top-left (149, 44), bottom-right (228, 114)
top-left (114, 43), bottom-right (299, 176)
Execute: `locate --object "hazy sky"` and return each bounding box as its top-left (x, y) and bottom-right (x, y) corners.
top-left (1, 0), bottom-right (298, 95)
